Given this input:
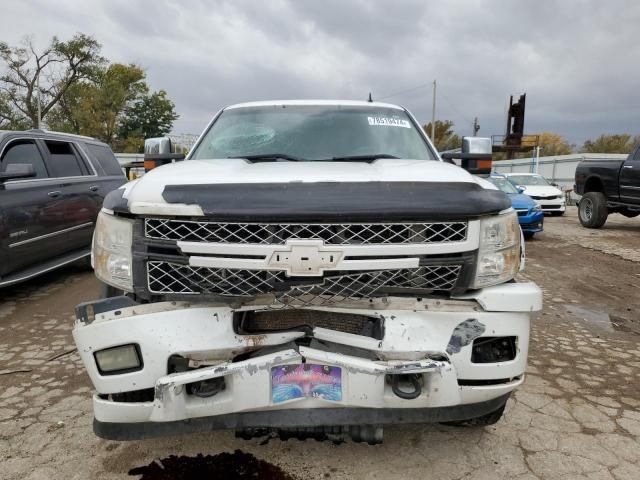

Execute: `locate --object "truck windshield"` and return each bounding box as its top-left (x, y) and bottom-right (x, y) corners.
top-left (190, 105), bottom-right (437, 161)
top-left (508, 175), bottom-right (550, 186)
top-left (488, 177), bottom-right (519, 194)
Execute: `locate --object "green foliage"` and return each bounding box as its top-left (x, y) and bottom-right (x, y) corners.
top-left (48, 64), bottom-right (179, 149)
top-left (1, 33), bottom-right (179, 150)
top-left (0, 33), bottom-right (105, 128)
top-left (422, 120), bottom-right (462, 151)
top-left (118, 90), bottom-right (179, 142)
top-left (535, 132), bottom-right (574, 156)
top-left (580, 134), bottom-right (640, 154)
top-left (48, 63), bottom-right (147, 145)
top-left (117, 136), bottom-right (145, 154)
top-left (0, 91), bottom-right (29, 129)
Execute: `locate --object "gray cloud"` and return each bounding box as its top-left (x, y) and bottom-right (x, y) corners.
top-left (3, 0), bottom-right (640, 145)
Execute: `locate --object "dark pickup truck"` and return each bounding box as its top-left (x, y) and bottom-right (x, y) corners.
top-left (0, 130), bottom-right (126, 287)
top-left (574, 146), bottom-right (640, 228)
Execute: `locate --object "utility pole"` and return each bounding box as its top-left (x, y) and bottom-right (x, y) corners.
top-left (473, 117), bottom-right (480, 136)
top-left (431, 79), bottom-right (436, 141)
top-left (36, 72), bottom-right (42, 129)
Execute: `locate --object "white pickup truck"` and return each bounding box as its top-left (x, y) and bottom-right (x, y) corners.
top-left (73, 100), bottom-right (542, 443)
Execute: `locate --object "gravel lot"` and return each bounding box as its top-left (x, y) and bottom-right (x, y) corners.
top-left (1, 206), bottom-right (639, 480)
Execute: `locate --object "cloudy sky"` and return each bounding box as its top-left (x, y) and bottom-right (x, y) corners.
top-left (3, 0), bottom-right (640, 145)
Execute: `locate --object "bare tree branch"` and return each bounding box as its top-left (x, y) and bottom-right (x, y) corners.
top-left (0, 33), bottom-right (104, 127)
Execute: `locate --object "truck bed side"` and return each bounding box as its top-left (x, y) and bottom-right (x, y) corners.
top-left (574, 158), bottom-right (625, 199)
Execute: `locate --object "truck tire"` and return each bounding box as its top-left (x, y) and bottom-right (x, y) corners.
top-left (578, 192), bottom-right (608, 228)
top-left (443, 403), bottom-right (506, 427)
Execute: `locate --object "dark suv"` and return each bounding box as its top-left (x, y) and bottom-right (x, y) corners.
top-left (0, 130), bottom-right (126, 287)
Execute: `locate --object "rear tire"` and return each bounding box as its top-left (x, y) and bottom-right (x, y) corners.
top-left (578, 192), bottom-right (608, 228)
top-left (443, 403), bottom-right (507, 427)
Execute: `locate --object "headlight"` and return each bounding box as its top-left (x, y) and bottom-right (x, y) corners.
top-left (472, 210), bottom-right (521, 289)
top-left (93, 210), bottom-right (134, 292)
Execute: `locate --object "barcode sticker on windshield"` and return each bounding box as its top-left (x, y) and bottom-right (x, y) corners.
top-left (367, 116), bottom-right (411, 128)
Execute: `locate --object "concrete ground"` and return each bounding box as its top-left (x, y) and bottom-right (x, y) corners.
top-left (1, 206), bottom-right (639, 479)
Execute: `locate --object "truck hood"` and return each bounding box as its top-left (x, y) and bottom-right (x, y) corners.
top-left (106, 159), bottom-right (511, 220)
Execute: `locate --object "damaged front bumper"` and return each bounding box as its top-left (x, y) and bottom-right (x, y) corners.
top-left (73, 282), bottom-right (541, 440)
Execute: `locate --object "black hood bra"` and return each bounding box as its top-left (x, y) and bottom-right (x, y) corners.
top-left (157, 181), bottom-right (510, 222)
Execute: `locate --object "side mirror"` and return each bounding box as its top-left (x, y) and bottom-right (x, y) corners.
top-left (144, 137), bottom-right (186, 171)
top-left (0, 163), bottom-right (36, 182)
top-left (441, 137), bottom-right (493, 176)
top-left (516, 186), bottom-right (525, 194)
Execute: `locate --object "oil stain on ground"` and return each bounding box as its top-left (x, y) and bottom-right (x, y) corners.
top-left (129, 450), bottom-right (297, 480)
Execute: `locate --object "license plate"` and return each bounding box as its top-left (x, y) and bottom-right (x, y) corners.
top-left (271, 364), bottom-right (342, 404)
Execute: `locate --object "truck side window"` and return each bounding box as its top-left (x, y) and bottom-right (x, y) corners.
top-left (44, 141), bottom-right (90, 177)
top-left (85, 143), bottom-right (124, 176)
top-left (633, 147), bottom-right (640, 162)
top-left (0, 140), bottom-right (49, 179)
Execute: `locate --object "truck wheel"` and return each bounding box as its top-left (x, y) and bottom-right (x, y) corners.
top-left (443, 403), bottom-right (506, 427)
top-left (523, 232), bottom-right (535, 240)
top-left (578, 192), bottom-right (608, 228)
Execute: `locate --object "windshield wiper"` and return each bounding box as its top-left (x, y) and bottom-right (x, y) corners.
top-left (229, 154), bottom-right (306, 162)
top-left (322, 154), bottom-right (400, 163)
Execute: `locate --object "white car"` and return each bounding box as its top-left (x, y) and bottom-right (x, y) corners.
top-left (503, 173), bottom-right (565, 215)
top-left (73, 100), bottom-right (542, 443)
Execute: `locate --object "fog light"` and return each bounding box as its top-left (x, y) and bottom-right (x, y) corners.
top-left (471, 337), bottom-right (517, 363)
top-left (94, 344), bottom-right (142, 374)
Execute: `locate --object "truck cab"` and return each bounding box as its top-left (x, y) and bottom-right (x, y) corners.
top-left (72, 100), bottom-right (542, 443)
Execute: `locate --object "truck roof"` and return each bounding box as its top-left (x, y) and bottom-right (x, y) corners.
top-left (225, 100), bottom-right (405, 111)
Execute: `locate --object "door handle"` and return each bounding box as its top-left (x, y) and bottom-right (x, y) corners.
top-left (48, 191), bottom-right (62, 198)
top-left (623, 165), bottom-right (633, 169)
top-left (89, 185), bottom-right (100, 192)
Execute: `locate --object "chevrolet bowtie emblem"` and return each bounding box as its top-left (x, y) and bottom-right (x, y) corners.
top-left (267, 239), bottom-right (343, 277)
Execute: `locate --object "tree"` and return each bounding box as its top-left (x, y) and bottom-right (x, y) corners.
top-left (422, 120), bottom-right (462, 151)
top-left (0, 91), bottom-right (29, 129)
top-left (47, 63), bottom-right (148, 146)
top-left (118, 90), bottom-right (178, 141)
top-left (0, 34), bottom-right (105, 128)
top-left (581, 134), bottom-right (640, 154)
top-left (535, 132), bottom-right (574, 156)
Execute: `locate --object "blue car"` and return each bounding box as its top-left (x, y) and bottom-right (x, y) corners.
top-left (488, 175), bottom-right (544, 239)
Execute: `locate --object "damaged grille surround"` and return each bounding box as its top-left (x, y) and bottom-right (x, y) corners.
top-left (146, 261), bottom-right (464, 307)
top-left (132, 217), bottom-right (478, 304)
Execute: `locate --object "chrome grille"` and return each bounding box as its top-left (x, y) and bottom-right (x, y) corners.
top-left (144, 219), bottom-right (468, 245)
top-left (147, 261), bottom-right (462, 306)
